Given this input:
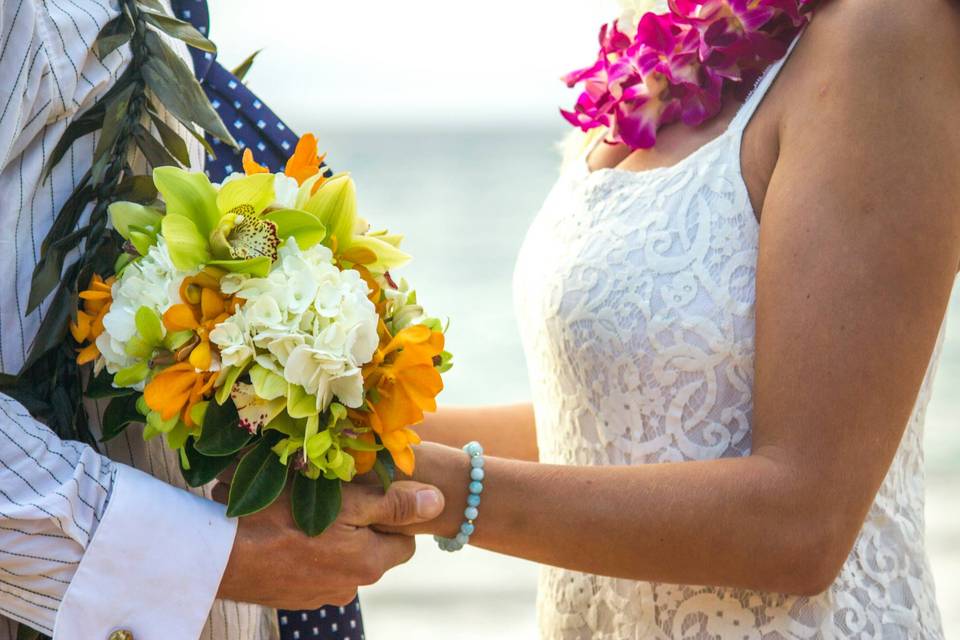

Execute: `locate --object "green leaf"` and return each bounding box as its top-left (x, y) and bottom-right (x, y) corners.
top-left (134, 123), bottom-right (177, 169)
top-left (153, 166), bottom-right (219, 235)
top-left (161, 214), bottom-right (211, 271)
top-left (196, 397), bottom-right (253, 456)
top-left (146, 409), bottom-right (180, 434)
top-left (141, 9), bottom-right (217, 52)
top-left (179, 436), bottom-right (236, 487)
top-left (271, 435), bottom-right (304, 464)
top-left (165, 419), bottom-right (192, 450)
top-left (207, 257), bottom-right (272, 277)
top-left (94, 14), bottom-right (134, 60)
top-left (163, 329), bottom-right (195, 351)
top-left (101, 394), bottom-right (143, 442)
top-left (86, 368), bottom-right (133, 399)
top-left (135, 306), bottom-right (163, 345)
top-left (286, 383), bottom-right (317, 419)
top-left (263, 208), bottom-right (326, 249)
top-left (109, 201), bottom-right (162, 241)
top-left (113, 361), bottom-right (149, 387)
top-left (226, 431), bottom-right (288, 517)
top-left (264, 412), bottom-right (306, 438)
top-left (142, 32), bottom-right (237, 148)
top-left (215, 365), bottom-right (243, 405)
top-left (291, 473), bottom-right (341, 537)
top-left (340, 435), bottom-right (382, 452)
top-left (123, 336), bottom-right (153, 359)
top-left (230, 49), bottom-right (262, 83)
top-left (128, 229), bottom-right (156, 256)
top-left (249, 364), bottom-right (286, 400)
top-left (116, 175), bottom-right (159, 203)
top-left (93, 83), bottom-right (136, 174)
top-left (148, 111), bottom-right (191, 166)
top-left (189, 400), bottom-right (209, 427)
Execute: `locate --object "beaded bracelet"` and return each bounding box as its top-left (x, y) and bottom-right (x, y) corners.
top-left (434, 441), bottom-right (484, 552)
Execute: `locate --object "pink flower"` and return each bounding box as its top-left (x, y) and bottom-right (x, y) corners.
top-left (562, 0), bottom-right (817, 150)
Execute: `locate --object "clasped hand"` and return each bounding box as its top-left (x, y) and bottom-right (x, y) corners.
top-left (213, 478), bottom-right (445, 609)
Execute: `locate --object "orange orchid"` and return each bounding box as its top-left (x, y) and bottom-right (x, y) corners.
top-left (143, 269), bottom-right (238, 427)
top-left (242, 133), bottom-right (328, 191)
top-left (144, 362), bottom-right (217, 427)
top-left (70, 274), bottom-right (115, 365)
top-left (344, 429), bottom-right (378, 475)
top-left (357, 324), bottom-right (445, 475)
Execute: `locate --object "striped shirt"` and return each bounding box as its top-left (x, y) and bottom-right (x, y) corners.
top-left (0, 1), bottom-right (254, 638)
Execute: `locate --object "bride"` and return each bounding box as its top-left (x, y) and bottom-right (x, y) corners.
top-left (382, 0), bottom-right (957, 637)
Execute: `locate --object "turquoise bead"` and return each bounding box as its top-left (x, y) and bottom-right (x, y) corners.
top-left (470, 456), bottom-right (485, 469)
top-left (464, 506), bottom-right (479, 520)
top-left (470, 468), bottom-right (485, 482)
top-left (467, 494), bottom-right (481, 508)
top-left (460, 522), bottom-right (475, 536)
top-left (469, 481), bottom-right (484, 495)
top-left (465, 441), bottom-right (484, 457)
top-left (455, 532), bottom-right (470, 546)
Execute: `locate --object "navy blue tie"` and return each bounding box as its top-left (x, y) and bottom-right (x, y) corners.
top-left (170, 2), bottom-right (365, 638)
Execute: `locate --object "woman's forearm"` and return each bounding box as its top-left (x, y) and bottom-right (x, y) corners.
top-left (404, 443), bottom-right (852, 597)
top-left (415, 404), bottom-right (539, 461)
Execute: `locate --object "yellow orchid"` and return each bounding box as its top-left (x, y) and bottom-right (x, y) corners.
top-left (70, 274), bottom-right (115, 365)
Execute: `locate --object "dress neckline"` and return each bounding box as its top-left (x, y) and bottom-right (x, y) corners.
top-left (577, 30), bottom-right (805, 185)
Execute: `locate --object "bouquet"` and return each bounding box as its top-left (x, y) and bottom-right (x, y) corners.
top-left (71, 135), bottom-right (452, 534)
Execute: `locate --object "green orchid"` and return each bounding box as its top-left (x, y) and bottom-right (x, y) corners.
top-left (111, 167), bottom-right (328, 276)
top-left (298, 172), bottom-right (411, 273)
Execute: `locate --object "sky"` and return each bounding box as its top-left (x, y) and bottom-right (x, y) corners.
top-left (206, 0), bottom-right (618, 129)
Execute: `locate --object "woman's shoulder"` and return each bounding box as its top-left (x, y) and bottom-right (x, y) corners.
top-left (803, 0), bottom-right (960, 80)
top-left (775, 0), bottom-right (960, 143)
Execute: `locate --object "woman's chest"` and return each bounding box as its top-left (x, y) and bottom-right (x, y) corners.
top-left (514, 143), bottom-right (762, 450)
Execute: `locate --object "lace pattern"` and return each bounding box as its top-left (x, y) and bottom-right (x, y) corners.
top-left (513, 45), bottom-right (946, 639)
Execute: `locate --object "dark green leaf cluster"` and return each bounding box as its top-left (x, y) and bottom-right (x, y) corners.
top-left (0, 0), bottom-right (236, 449)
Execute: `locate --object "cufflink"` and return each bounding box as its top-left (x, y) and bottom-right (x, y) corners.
top-left (108, 631), bottom-right (134, 640)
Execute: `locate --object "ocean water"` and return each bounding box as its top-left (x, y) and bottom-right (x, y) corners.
top-left (319, 126), bottom-right (960, 638)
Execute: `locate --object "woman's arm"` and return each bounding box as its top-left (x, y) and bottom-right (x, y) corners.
top-left (415, 405), bottom-right (539, 461)
top-left (388, 0), bottom-right (960, 596)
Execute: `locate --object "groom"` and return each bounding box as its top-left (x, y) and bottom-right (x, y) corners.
top-left (0, 0), bottom-right (444, 638)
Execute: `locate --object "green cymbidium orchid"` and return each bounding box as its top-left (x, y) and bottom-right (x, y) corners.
top-left (110, 167), bottom-right (329, 276)
top-left (297, 172), bottom-right (411, 273)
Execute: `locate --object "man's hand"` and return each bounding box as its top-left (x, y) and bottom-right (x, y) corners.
top-left (214, 480), bottom-right (445, 609)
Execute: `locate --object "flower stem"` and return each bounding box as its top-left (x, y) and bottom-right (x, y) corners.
top-left (373, 459), bottom-right (393, 492)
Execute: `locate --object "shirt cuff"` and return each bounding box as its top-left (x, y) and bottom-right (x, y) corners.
top-left (53, 464), bottom-right (237, 640)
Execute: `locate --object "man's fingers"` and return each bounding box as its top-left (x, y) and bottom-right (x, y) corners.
top-left (357, 529), bottom-right (416, 585)
top-left (340, 481), bottom-right (445, 527)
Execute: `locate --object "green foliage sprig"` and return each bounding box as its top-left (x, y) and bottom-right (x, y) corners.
top-left (0, 0), bottom-right (235, 449)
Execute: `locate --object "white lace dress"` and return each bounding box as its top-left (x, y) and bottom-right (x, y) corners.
top-left (513, 42), bottom-right (947, 639)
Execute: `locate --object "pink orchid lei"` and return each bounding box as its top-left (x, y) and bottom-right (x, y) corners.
top-left (562, 0), bottom-right (821, 150)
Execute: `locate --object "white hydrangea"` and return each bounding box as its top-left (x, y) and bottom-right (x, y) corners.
top-left (210, 238), bottom-right (379, 411)
top-left (97, 238), bottom-right (189, 376)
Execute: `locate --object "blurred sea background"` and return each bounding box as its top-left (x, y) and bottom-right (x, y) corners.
top-left (210, 1), bottom-right (959, 637)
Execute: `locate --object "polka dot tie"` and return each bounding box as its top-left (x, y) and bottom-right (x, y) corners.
top-left (170, 2), bottom-right (364, 638)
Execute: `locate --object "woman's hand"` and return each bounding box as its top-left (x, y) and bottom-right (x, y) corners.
top-left (373, 442), bottom-right (472, 538)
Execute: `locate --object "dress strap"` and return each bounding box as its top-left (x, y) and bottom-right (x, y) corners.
top-left (729, 31), bottom-right (805, 134)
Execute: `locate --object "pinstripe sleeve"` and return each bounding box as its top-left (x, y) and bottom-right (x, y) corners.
top-left (0, 394), bottom-right (115, 636)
